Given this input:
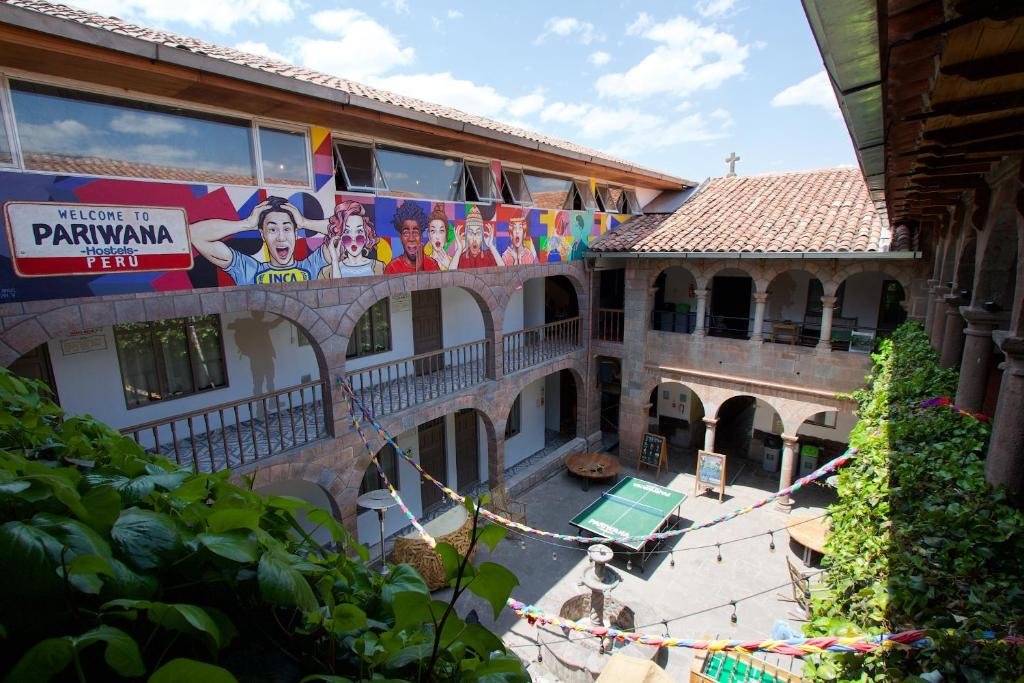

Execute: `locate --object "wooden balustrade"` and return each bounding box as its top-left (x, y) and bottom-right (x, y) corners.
top-left (502, 316), bottom-right (581, 374)
top-left (595, 308), bottom-right (624, 342)
top-left (345, 338), bottom-right (490, 417)
top-left (121, 379), bottom-right (329, 472)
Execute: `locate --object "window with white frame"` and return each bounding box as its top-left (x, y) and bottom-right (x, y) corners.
top-left (258, 126), bottom-right (310, 187)
top-left (624, 189), bottom-right (642, 215)
top-left (597, 185), bottom-right (627, 213)
top-left (334, 140), bottom-right (385, 193)
top-left (569, 180), bottom-right (597, 211)
top-left (114, 315), bottom-right (227, 409)
top-left (464, 161), bottom-right (500, 202)
top-left (500, 167), bottom-right (533, 205)
top-left (375, 146), bottom-right (462, 201)
top-left (346, 299), bottom-right (392, 359)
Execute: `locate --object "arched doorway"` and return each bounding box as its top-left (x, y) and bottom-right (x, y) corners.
top-left (708, 268), bottom-right (754, 339)
top-left (714, 395), bottom-right (783, 465)
top-left (651, 266), bottom-right (699, 333)
top-left (647, 381), bottom-right (706, 452)
top-left (765, 269), bottom-right (821, 346)
top-left (505, 368), bottom-right (581, 471)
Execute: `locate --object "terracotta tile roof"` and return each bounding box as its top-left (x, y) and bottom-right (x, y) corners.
top-left (23, 153), bottom-right (260, 185)
top-left (1, 0), bottom-right (688, 185)
top-left (591, 167), bottom-right (888, 254)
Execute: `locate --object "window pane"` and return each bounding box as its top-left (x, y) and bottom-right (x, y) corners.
top-left (0, 107), bottom-right (11, 164)
top-left (360, 444), bottom-right (398, 494)
top-left (524, 173), bottom-right (572, 210)
top-left (259, 127), bottom-right (309, 187)
top-left (157, 321), bottom-right (194, 398)
top-left (10, 81), bottom-right (256, 185)
top-left (188, 315), bottom-right (226, 390)
top-left (335, 142), bottom-right (376, 190)
top-left (116, 324), bottom-right (161, 408)
top-left (376, 147), bottom-right (462, 200)
top-left (371, 300), bottom-right (391, 353)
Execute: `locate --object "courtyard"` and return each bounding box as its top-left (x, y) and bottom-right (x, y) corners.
top-left (439, 448), bottom-right (835, 680)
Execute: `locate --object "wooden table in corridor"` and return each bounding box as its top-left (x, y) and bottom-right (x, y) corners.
top-left (786, 514), bottom-right (830, 565)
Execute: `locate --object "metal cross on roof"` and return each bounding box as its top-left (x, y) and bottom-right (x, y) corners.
top-left (725, 152), bottom-right (741, 177)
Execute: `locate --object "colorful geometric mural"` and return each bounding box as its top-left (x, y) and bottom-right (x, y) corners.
top-left (0, 125), bottom-right (631, 303)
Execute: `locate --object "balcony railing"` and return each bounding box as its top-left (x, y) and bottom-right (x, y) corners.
top-left (121, 379), bottom-right (329, 472)
top-left (503, 316), bottom-right (581, 374)
top-left (594, 308), bottom-right (624, 342)
top-left (345, 339), bottom-right (490, 418)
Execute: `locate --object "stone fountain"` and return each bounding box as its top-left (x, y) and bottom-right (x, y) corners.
top-left (535, 545), bottom-right (660, 682)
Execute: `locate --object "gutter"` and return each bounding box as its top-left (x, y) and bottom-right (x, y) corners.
top-left (0, 3), bottom-right (691, 189)
top-left (586, 250), bottom-right (922, 260)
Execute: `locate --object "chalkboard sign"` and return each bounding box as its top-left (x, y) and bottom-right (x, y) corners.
top-left (637, 432), bottom-right (667, 479)
top-left (695, 450), bottom-right (727, 502)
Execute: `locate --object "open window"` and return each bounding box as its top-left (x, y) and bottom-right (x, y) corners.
top-left (624, 189), bottom-right (642, 215)
top-left (375, 146), bottom-right (462, 201)
top-left (501, 167), bottom-right (534, 205)
top-left (524, 172), bottom-right (572, 210)
top-left (568, 180), bottom-right (598, 211)
top-left (334, 140), bottom-right (386, 193)
top-left (464, 161), bottom-right (501, 202)
top-left (597, 186), bottom-right (627, 213)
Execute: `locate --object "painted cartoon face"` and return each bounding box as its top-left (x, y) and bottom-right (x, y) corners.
top-left (466, 221), bottom-right (484, 254)
top-left (428, 219), bottom-right (447, 253)
top-left (509, 218), bottom-right (526, 248)
top-left (260, 210), bottom-right (296, 266)
top-left (340, 215), bottom-right (366, 257)
top-left (399, 219), bottom-right (423, 258)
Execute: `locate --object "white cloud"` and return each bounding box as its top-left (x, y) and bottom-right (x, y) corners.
top-left (536, 16), bottom-right (602, 45)
top-left (234, 40), bottom-right (291, 63)
top-left (110, 112), bottom-right (187, 136)
top-left (696, 0), bottom-right (738, 18)
top-left (626, 12), bottom-right (652, 36)
top-left (771, 70), bottom-right (839, 116)
top-left (539, 102), bottom-right (591, 123)
top-left (507, 89), bottom-right (545, 117)
top-left (18, 120), bottom-right (93, 152)
top-left (588, 51), bottom-right (611, 66)
top-left (368, 72), bottom-right (511, 117)
top-left (382, 0), bottom-right (409, 14)
top-left (596, 16), bottom-right (748, 99)
top-left (65, 0), bottom-right (296, 32)
top-left (299, 9), bottom-right (414, 81)
top-left (447, 9), bottom-right (463, 19)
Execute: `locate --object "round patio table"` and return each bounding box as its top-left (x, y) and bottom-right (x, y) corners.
top-left (786, 515), bottom-right (830, 565)
top-left (565, 452), bottom-right (621, 490)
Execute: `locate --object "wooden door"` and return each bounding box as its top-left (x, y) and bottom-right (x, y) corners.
top-left (9, 343), bottom-right (59, 404)
top-left (412, 289), bottom-right (444, 376)
top-left (454, 409), bottom-right (480, 492)
top-left (418, 417), bottom-right (447, 511)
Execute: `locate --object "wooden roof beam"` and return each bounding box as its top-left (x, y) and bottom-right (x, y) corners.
top-left (904, 89), bottom-right (1024, 121)
top-left (922, 117), bottom-right (1024, 145)
top-left (941, 50), bottom-right (1024, 81)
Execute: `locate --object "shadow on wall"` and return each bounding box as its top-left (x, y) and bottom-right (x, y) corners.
top-left (227, 312), bottom-right (288, 395)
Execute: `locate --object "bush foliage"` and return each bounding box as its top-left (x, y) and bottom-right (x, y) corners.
top-left (0, 368), bottom-right (528, 682)
top-left (805, 323), bottom-right (1024, 681)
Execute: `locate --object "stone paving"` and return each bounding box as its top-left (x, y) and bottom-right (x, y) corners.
top-left (438, 447), bottom-right (835, 681)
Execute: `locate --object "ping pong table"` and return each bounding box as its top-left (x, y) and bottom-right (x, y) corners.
top-left (568, 476), bottom-right (685, 572)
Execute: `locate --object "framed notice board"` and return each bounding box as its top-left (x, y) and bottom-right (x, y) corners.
top-left (637, 432), bottom-right (667, 479)
top-left (694, 450), bottom-right (727, 502)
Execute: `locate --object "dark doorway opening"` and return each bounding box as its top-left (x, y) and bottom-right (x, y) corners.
top-left (454, 409), bottom-right (480, 493)
top-left (9, 343), bottom-right (59, 403)
top-left (709, 276), bottom-right (752, 338)
top-left (559, 369), bottom-right (578, 438)
top-left (598, 269), bottom-right (625, 309)
top-left (544, 276), bottom-right (579, 323)
top-left (418, 416), bottom-right (447, 511)
top-left (596, 357), bottom-right (621, 436)
top-left (716, 396), bottom-right (757, 460)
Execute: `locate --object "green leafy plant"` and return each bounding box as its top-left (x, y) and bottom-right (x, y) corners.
top-left (803, 323), bottom-right (1024, 681)
top-left (0, 368), bottom-right (528, 682)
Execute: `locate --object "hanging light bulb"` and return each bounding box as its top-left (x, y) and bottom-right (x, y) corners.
top-left (537, 645), bottom-right (543, 663)
top-left (669, 552), bottom-right (675, 568)
top-left (729, 601), bottom-right (738, 624)
top-left (769, 531), bottom-right (776, 552)
top-left (716, 543), bottom-right (722, 563)
top-left (520, 539), bottom-right (526, 551)
top-left (552, 550), bottom-right (557, 561)
top-left (626, 559), bottom-right (633, 571)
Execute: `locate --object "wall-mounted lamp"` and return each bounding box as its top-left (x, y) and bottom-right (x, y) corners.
top-left (983, 300), bottom-right (1002, 312)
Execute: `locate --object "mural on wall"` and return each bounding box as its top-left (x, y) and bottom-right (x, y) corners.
top-left (0, 127), bottom-right (632, 302)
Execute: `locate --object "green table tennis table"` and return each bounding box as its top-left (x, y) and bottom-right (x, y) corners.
top-left (568, 476), bottom-right (685, 572)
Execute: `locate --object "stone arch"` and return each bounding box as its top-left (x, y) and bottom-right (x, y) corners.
top-left (704, 263), bottom-right (761, 292)
top-left (497, 356), bottom-right (586, 430)
top-left (764, 267), bottom-right (825, 329)
top-left (972, 200), bottom-right (1020, 314)
top-left (639, 373), bottom-right (715, 419)
top-left (714, 394), bottom-right (783, 460)
top-left (649, 264), bottom-right (701, 333)
top-left (646, 379), bottom-right (707, 449)
top-left (256, 478), bottom-right (341, 547)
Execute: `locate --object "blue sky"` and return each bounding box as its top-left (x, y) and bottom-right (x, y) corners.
top-left (66, 0), bottom-right (857, 183)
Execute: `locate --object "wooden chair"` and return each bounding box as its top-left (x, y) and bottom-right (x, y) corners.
top-left (777, 556), bottom-right (826, 621)
top-left (488, 485), bottom-right (526, 524)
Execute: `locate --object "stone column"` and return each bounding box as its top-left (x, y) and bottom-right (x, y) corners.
top-left (986, 334), bottom-right (1024, 502)
top-left (702, 417), bottom-right (718, 452)
top-left (775, 434), bottom-right (800, 512)
top-left (816, 296), bottom-right (837, 352)
top-left (930, 286), bottom-right (950, 350)
top-left (618, 397), bottom-right (651, 463)
top-left (693, 290), bottom-right (708, 337)
top-left (923, 279), bottom-right (939, 331)
top-left (939, 295), bottom-right (967, 369)
top-left (750, 292), bottom-right (768, 342)
top-left (955, 307), bottom-right (1006, 413)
